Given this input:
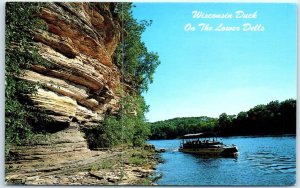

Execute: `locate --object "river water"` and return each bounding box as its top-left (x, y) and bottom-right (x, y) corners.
top-left (148, 136), bottom-right (295, 186)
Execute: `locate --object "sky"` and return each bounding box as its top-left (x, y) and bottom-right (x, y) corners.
top-left (132, 3), bottom-right (296, 122)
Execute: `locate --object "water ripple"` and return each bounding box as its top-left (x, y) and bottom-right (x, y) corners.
top-left (246, 151), bottom-right (295, 174)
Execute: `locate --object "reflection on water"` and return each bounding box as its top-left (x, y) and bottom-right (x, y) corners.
top-left (149, 136), bottom-right (295, 186)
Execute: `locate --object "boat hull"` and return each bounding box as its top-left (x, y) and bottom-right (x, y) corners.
top-left (179, 146), bottom-right (238, 157)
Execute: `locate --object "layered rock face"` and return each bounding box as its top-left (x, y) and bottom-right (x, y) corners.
top-left (6, 3), bottom-right (125, 182)
top-left (24, 2), bottom-right (122, 126)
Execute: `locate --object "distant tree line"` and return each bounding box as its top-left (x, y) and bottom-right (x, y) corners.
top-left (150, 99), bottom-right (296, 140)
top-left (218, 99), bottom-right (296, 136)
top-left (150, 117), bottom-right (217, 140)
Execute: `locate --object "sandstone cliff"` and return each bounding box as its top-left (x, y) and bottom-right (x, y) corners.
top-left (24, 2), bottom-right (122, 126)
top-left (6, 2), bottom-right (127, 183)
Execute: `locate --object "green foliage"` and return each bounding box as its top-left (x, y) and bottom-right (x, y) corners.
top-left (128, 156), bottom-right (143, 166)
top-left (120, 94), bottom-right (151, 146)
top-left (5, 3), bottom-right (49, 157)
top-left (101, 159), bottom-right (113, 169)
top-left (220, 99), bottom-right (297, 136)
top-left (126, 148), bottom-right (152, 166)
top-left (150, 99), bottom-right (296, 139)
top-left (217, 113), bottom-right (233, 132)
top-left (150, 117), bottom-right (218, 140)
top-left (114, 3), bottom-right (160, 93)
top-left (84, 94), bottom-right (151, 148)
top-left (84, 116), bottom-right (122, 148)
top-left (90, 159), bottom-right (113, 171)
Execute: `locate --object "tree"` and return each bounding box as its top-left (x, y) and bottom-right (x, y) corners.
top-left (217, 113), bottom-right (232, 134)
top-left (84, 94), bottom-right (151, 148)
top-left (237, 111), bottom-right (247, 121)
top-left (115, 3), bottom-right (160, 93)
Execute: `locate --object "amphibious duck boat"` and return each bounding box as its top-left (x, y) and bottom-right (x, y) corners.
top-left (179, 132), bottom-right (238, 157)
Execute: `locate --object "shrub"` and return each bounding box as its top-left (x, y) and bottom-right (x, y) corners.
top-left (5, 2), bottom-right (49, 157)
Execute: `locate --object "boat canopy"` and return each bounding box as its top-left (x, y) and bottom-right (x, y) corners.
top-left (181, 132), bottom-right (217, 139)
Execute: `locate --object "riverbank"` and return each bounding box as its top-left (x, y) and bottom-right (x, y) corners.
top-left (6, 145), bottom-right (161, 185)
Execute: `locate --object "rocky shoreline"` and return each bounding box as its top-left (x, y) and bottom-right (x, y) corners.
top-left (6, 145), bottom-right (162, 185)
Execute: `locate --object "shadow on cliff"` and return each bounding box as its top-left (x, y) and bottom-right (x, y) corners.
top-left (29, 116), bottom-right (69, 133)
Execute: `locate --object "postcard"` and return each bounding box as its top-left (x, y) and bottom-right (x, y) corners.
top-left (4, 1), bottom-right (296, 186)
